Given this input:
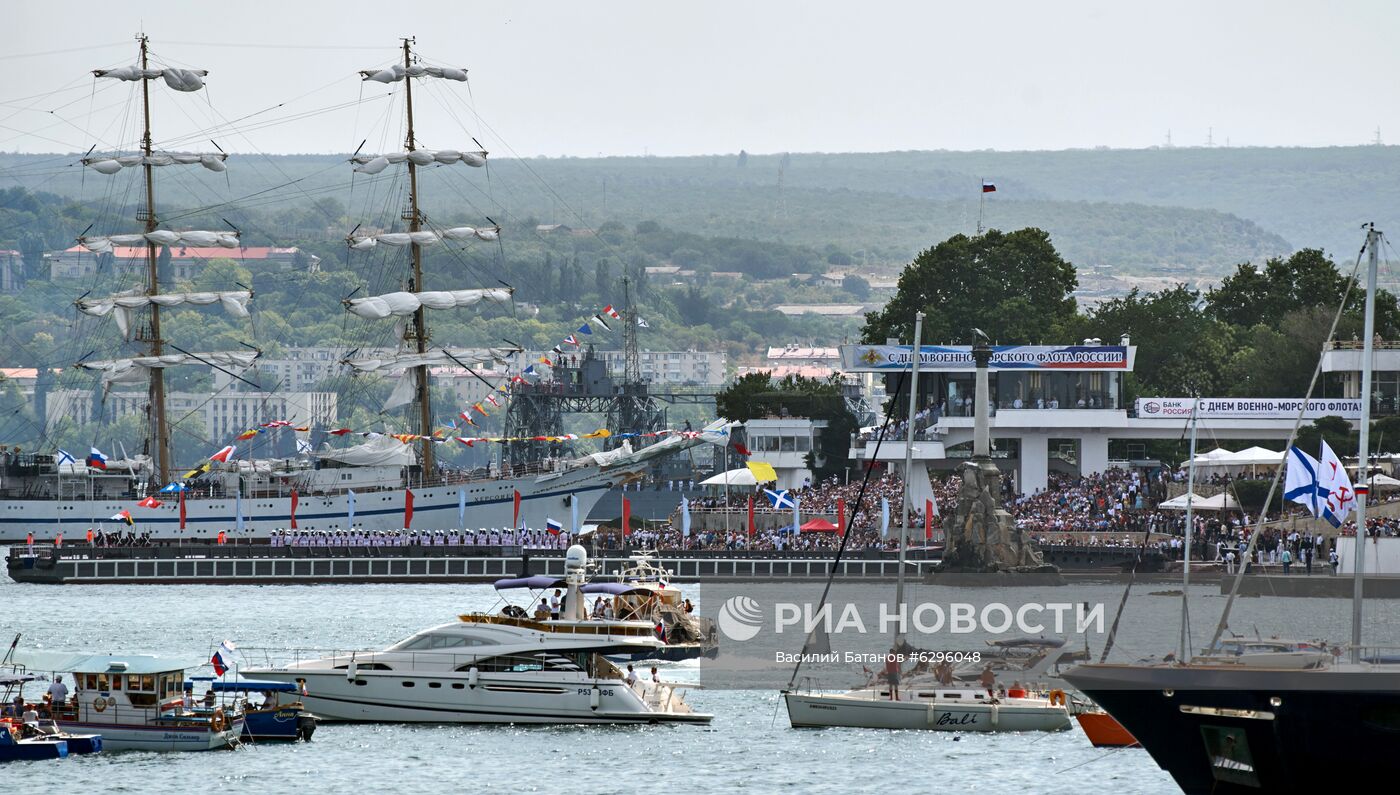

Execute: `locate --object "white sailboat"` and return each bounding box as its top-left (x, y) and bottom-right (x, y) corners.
top-left (782, 312), bottom-right (1070, 731)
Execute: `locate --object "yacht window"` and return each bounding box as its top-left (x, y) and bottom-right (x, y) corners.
top-left (451, 683), bottom-right (464, 689)
top-left (111, 675), bottom-right (123, 690)
top-left (429, 682), bottom-right (442, 688)
top-left (460, 652), bottom-right (586, 673)
top-left (96, 674), bottom-right (109, 692)
top-left (402, 681), bottom-right (415, 687)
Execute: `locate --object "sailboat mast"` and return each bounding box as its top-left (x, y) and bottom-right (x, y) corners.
top-left (895, 311), bottom-right (923, 616)
top-left (401, 38), bottom-right (436, 479)
top-left (1179, 398), bottom-right (1198, 660)
top-left (138, 34), bottom-right (172, 485)
top-left (1352, 223), bottom-right (1380, 663)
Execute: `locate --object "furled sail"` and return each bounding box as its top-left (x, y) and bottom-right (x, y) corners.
top-left (346, 227), bottom-right (499, 250)
top-left (77, 291), bottom-right (252, 337)
top-left (93, 66), bottom-right (207, 92)
top-left (83, 152), bottom-right (228, 174)
top-left (344, 289), bottom-right (513, 320)
top-left (358, 64), bottom-right (468, 83)
top-left (343, 347), bottom-right (520, 373)
top-left (351, 149), bottom-right (486, 174)
top-left (79, 231), bottom-right (241, 253)
top-left (76, 351), bottom-right (259, 385)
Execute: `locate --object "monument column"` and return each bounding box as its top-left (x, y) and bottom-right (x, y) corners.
top-left (972, 340), bottom-right (993, 458)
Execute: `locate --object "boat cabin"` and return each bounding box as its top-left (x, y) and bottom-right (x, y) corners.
top-left (17, 653), bottom-right (199, 722)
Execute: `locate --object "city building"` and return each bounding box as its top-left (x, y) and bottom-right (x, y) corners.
top-left (0, 249), bottom-right (23, 292)
top-left (45, 388), bottom-right (337, 441)
top-left (744, 417), bottom-right (828, 490)
top-left (527, 349), bottom-right (726, 385)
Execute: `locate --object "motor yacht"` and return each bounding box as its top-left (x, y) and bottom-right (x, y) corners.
top-left (245, 545), bottom-right (712, 724)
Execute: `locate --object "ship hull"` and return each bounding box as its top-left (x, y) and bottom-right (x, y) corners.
top-left (1063, 664), bottom-right (1400, 793)
top-left (0, 467), bottom-right (624, 543)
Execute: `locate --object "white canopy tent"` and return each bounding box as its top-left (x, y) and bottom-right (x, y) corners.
top-left (1158, 493), bottom-right (1208, 511)
top-left (1195, 492), bottom-right (1242, 511)
top-left (700, 468), bottom-right (759, 487)
top-left (1370, 474), bottom-right (1400, 490)
top-left (1226, 446), bottom-right (1284, 467)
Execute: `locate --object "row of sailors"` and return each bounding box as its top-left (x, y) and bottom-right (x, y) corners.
top-left (267, 528), bottom-right (574, 548)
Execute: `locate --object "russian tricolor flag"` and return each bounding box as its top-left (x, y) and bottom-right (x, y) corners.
top-left (211, 640), bottom-right (236, 676)
top-left (546, 518), bottom-right (563, 536)
top-left (86, 447), bottom-right (108, 470)
top-left (982, 181), bottom-right (997, 193)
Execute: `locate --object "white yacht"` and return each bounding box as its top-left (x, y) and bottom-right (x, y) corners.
top-left (244, 546), bottom-right (711, 724)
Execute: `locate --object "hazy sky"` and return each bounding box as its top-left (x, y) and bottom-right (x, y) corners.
top-left (7, 0), bottom-right (1399, 158)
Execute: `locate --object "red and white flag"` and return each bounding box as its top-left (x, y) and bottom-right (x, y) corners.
top-left (209, 445), bottom-right (236, 463)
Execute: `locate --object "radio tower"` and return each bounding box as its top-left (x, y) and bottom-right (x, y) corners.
top-left (623, 275), bottom-right (640, 384)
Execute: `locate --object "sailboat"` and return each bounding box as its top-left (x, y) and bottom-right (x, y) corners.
top-left (0, 37), bottom-right (720, 543)
top-left (1063, 224), bottom-right (1400, 793)
top-left (782, 312), bottom-right (1070, 731)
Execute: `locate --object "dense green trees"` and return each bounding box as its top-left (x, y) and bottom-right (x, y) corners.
top-left (862, 228), bottom-right (1078, 345)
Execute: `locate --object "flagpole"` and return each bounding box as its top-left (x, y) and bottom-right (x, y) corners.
top-left (896, 311), bottom-right (924, 620)
top-left (977, 179), bottom-right (986, 235)
top-left (1179, 397), bottom-right (1199, 660)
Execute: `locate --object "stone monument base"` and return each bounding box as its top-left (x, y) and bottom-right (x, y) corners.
top-left (923, 565), bottom-right (1067, 587)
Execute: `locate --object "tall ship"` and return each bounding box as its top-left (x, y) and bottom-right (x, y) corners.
top-left (0, 37), bottom-right (719, 544)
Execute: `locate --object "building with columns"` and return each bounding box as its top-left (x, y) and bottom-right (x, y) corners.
top-left (842, 341), bottom-right (1363, 496)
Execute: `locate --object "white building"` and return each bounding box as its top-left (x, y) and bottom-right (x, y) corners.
top-left (526, 349), bottom-right (725, 385)
top-left (842, 341), bottom-right (1369, 498)
top-left (745, 417), bottom-right (828, 490)
top-left (46, 388), bottom-right (337, 441)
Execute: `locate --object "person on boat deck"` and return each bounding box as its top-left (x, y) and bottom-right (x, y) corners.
top-left (47, 675), bottom-right (68, 707)
top-left (625, 665), bottom-right (638, 689)
top-left (650, 666), bottom-right (662, 688)
top-left (203, 689), bottom-right (217, 708)
top-left (550, 590), bottom-right (562, 620)
top-left (261, 691), bottom-right (278, 709)
top-left (533, 599), bottom-right (551, 621)
top-left (182, 686), bottom-right (194, 711)
top-left (683, 599), bottom-right (694, 614)
top-left (883, 648), bottom-right (901, 701)
top-left (21, 705), bottom-right (38, 727)
top-left (603, 599), bottom-right (616, 620)
top-left (10, 694), bottom-right (23, 717)
top-left (591, 599), bottom-right (605, 620)
top-left (980, 664), bottom-right (997, 699)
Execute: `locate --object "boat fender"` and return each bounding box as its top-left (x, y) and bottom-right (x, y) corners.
top-left (93, 697), bottom-right (107, 713)
top-left (467, 667), bottom-right (479, 689)
top-left (346, 657), bottom-right (358, 682)
top-left (210, 708), bottom-right (226, 733)
top-left (1048, 689), bottom-right (1066, 707)
top-left (990, 703), bottom-right (999, 728)
top-left (590, 686), bottom-right (601, 711)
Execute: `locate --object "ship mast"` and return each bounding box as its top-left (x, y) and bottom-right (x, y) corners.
top-left (138, 34), bottom-right (173, 485)
top-left (400, 38), bottom-right (436, 479)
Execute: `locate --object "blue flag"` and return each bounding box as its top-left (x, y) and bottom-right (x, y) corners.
top-left (347, 489), bottom-right (357, 526)
top-left (764, 488), bottom-right (795, 510)
top-left (571, 492), bottom-right (579, 535)
top-left (681, 496), bottom-right (691, 537)
top-left (236, 481), bottom-right (245, 532)
top-left (577, 323), bottom-right (593, 335)
top-left (880, 497), bottom-right (890, 538)
top-left (458, 488), bottom-right (467, 527)
top-left (793, 496), bottom-right (800, 535)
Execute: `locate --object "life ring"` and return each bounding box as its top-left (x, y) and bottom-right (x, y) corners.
top-left (1048, 689), bottom-right (1067, 706)
top-left (210, 708), bottom-right (226, 733)
top-left (93, 697), bottom-right (107, 712)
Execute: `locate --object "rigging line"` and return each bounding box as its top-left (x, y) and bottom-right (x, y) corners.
top-left (1210, 231), bottom-right (1370, 650)
top-left (784, 369), bottom-right (907, 691)
top-left (163, 41), bottom-right (391, 52)
top-left (0, 43), bottom-right (134, 62)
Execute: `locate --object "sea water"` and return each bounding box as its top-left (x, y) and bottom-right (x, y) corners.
top-left (3, 578), bottom-right (1387, 794)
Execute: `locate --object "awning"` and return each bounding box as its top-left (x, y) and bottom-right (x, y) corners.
top-left (800, 518), bottom-right (840, 532)
top-left (205, 680), bottom-right (300, 693)
top-left (1158, 493), bottom-right (1207, 510)
top-left (493, 575), bottom-right (566, 591)
top-left (700, 468), bottom-right (759, 487)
